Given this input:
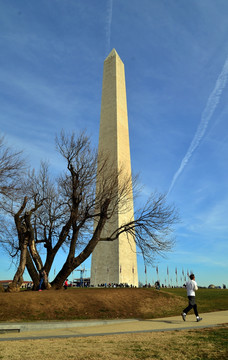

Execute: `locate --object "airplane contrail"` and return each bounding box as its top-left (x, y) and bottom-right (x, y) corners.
top-left (168, 56), bottom-right (228, 195)
top-left (105, 0), bottom-right (113, 55)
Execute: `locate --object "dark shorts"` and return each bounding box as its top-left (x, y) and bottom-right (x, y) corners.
top-left (188, 296), bottom-right (196, 306)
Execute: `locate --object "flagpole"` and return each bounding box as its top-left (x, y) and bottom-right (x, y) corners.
top-left (145, 265), bottom-right (147, 286)
top-left (175, 267), bottom-right (178, 287)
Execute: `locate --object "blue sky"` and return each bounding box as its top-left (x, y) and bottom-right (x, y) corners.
top-left (1, 0), bottom-right (228, 287)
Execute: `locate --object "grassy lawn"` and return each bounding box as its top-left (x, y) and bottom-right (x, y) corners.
top-left (0, 287), bottom-right (227, 322)
top-left (161, 288), bottom-right (228, 313)
top-left (0, 325), bottom-right (227, 359)
top-left (0, 288), bottom-right (227, 359)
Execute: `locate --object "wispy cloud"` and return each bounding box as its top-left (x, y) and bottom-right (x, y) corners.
top-left (189, 198), bottom-right (228, 235)
top-left (105, 0), bottom-right (113, 55)
top-left (168, 55), bottom-right (228, 195)
top-left (169, 250), bottom-right (228, 268)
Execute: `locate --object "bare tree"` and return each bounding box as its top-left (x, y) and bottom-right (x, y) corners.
top-left (0, 136), bottom-right (25, 200)
top-left (1, 131), bottom-right (179, 291)
top-left (4, 162), bottom-right (61, 291)
top-left (0, 136), bottom-right (28, 291)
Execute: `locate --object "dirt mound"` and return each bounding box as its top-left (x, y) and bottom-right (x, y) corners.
top-left (0, 288), bottom-right (186, 322)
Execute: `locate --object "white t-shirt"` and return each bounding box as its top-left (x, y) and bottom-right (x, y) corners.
top-left (186, 279), bottom-right (198, 296)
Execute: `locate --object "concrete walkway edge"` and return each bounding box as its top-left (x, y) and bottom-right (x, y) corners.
top-left (0, 318), bottom-right (135, 332)
top-left (0, 310), bottom-right (227, 341)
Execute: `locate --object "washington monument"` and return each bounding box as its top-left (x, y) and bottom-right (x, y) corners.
top-left (90, 49), bottom-right (138, 287)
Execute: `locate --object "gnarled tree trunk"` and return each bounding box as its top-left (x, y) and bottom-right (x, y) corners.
top-left (51, 199), bottom-right (110, 289)
top-left (7, 236), bottom-right (28, 292)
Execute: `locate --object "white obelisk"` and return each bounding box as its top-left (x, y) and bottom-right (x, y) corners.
top-left (90, 49), bottom-right (138, 287)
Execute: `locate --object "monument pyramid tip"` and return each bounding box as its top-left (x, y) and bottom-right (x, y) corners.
top-left (105, 48), bottom-right (120, 60)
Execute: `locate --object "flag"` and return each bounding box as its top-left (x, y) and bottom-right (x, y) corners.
top-left (145, 266), bottom-right (147, 274)
top-left (156, 266), bottom-right (158, 274)
top-left (167, 266), bottom-right (169, 275)
top-left (175, 267), bottom-right (177, 275)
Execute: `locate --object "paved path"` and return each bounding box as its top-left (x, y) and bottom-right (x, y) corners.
top-left (0, 311), bottom-right (227, 341)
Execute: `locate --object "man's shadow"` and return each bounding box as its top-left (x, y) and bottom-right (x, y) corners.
top-left (138, 319), bottom-right (183, 324)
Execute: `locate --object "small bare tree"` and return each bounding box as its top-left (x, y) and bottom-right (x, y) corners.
top-left (3, 163), bottom-right (59, 291)
top-left (0, 136), bottom-right (27, 291)
top-left (0, 136), bottom-right (25, 200)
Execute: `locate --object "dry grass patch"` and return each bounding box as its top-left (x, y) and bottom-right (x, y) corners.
top-left (0, 325), bottom-right (227, 360)
top-left (0, 288), bottom-right (186, 322)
